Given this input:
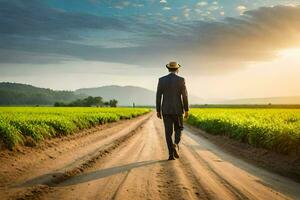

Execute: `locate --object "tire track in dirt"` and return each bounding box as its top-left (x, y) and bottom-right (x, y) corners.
top-left (3, 113), bottom-right (152, 200)
top-left (153, 117), bottom-right (209, 200)
top-left (154, 116), bottom-right (235, 200)
top-left (42, 115), bottom-right (160, 200)
top-left (110, 143), bottom-right (146, 200)
top-left (0, 114), bottom-right (149, 188)
top-left (181, 130), bottom-right (296, 200)
top-left (42, 115), bottom-right (209, 200)
top-left (184, 146), bottom-right (251, 200)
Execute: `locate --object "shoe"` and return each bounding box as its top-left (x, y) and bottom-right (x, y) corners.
top-left (168, 155), bottom-right (175, 160)
top-left (173, 144), bottom-right (179, 158)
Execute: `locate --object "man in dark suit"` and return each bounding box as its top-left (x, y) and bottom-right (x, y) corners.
top-left (156, 61), bottom-right (189, 160)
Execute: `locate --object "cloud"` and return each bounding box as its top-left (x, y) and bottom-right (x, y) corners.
top-left (237, 5), bottom-right (247, 14)
top-left (208, 5), bottom-right (219, 11)
top-left (183, 8), bottom-right (191, 18)
top-left (171, 16), bottom-right (178, 21)
top-left (197, 1), bottom-right (208, 7)
top-left (114, 5), bottom-right (124, 9)
top-left (181, 5), bottom-right (300, 72)
top-left (160, 0), bottom-right (167, 4)
top-left (163, 7), bottom-right (171, 10)
top-left (114, 5), bottom-right (300, 73)
top-left (0, 0), bottom-right (128, 40)
top-left (1, 2), bottom-right (300, 75)
top-left (114, 1), bottom-right (131, 9)
top-left (133, 3), bottom-right (144, 8)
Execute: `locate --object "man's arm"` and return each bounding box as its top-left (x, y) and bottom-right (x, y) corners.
top-left (156, 79), bottom-right (163, 118)
top-left (181, 78), bottom-right (189, 118)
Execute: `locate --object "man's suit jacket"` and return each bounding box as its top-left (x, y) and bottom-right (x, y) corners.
top-left (156, 73), bottom-right (189, 115)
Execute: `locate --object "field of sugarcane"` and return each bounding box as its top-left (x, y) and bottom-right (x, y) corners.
top-left (187, 108), bottom-right (300, 155)
top-left (0, 107), bottom-right (150, 149)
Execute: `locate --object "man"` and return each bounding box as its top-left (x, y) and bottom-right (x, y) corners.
top-left (156, 61), bottom-right (189, 160)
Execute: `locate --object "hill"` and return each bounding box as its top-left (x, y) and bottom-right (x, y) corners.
top-left (76, 85), bottom-right (205, 106)
top-left (76, 85), bottom-right (154, 106)
top-left (221, 96), bottom-right (300, 105)
top-left (1, 82), bottom-right (299, 106)
top-left (0, 82), bottom-right (85, 105)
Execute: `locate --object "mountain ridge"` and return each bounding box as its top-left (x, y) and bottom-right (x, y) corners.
top-left (0, 82), bottom-right (299, 106)
top-left (219, 96), bottom-right (300, 105)
top-left (0, 82), bottom-right (85, 105)
top-left (75, 85), bottom-right (155, 106)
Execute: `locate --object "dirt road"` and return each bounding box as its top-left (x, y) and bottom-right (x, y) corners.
top-left (0, 112), bottom-right (299, 200)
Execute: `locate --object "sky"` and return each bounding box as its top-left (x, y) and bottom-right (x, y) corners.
top-left (0, 0), bottom-right (300, 99)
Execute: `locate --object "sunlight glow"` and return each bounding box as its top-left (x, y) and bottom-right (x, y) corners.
top-left (278, 48), bottom-right (300, 58)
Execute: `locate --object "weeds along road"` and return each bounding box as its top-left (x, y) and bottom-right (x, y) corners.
top-left (0, 112), bottom-right (299, 200)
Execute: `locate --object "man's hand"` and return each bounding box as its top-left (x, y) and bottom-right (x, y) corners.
top-left (157, 112), bottom-right (162, 119)
top-left (184, 111), bottom-right (189, 119)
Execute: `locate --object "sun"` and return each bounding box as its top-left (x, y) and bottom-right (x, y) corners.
top-left (278, 48), bottom-right (300, 58)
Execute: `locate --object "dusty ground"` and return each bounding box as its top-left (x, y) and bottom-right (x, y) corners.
top-left (184, 124), bottom-right (300, 182)
top-left (0, 112), bottom-right (299, 200)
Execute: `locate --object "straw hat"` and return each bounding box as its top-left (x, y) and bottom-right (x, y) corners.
top-left (166, 61), bottom-right (181, 69)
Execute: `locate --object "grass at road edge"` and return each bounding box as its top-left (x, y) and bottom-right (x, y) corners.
top-left (186, 108), bottom-right (300, 155)
top-left (0, 107), bottom-right (151, 150)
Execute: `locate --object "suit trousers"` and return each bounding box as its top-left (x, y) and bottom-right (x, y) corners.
top-left (162, 114), bottom-right (184, 156)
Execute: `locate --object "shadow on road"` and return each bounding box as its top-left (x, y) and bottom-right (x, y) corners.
top-left (18, 159), bottom-right (167, 188)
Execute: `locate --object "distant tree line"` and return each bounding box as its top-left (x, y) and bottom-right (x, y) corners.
top-left (0, 82), bottom-right (85, 105)
top-left (0, 82), bottom-right (118, 107)
top-left (190, 104), bottom-right (300, 108)
top-left (54, 96), bottom-right (118, 107)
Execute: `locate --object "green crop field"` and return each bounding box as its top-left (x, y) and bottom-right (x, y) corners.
top-left (187, 108), bottom-right (300, 155)
top-left (0, 107), bottom-right (150, 149)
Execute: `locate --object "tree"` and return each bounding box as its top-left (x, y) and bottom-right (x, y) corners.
top-left (0, 82), bottom-right (85, 105)
top-left (93, 97), bottom-right (103, 107)
top-left (109, 99), bottom-right (118, 107)
top-left (54, 96), bottom-right (104, 107)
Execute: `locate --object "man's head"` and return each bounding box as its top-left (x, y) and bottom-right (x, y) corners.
top-left (166, 61), bottom-right (181, 73)
top-left (168, 68), bottom-right (178, 73)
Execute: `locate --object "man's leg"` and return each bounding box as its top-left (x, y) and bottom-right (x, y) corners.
top-left (163, 115), bottom-right (174, 158)
top-left (174, 115), bottom-right (184, 145)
